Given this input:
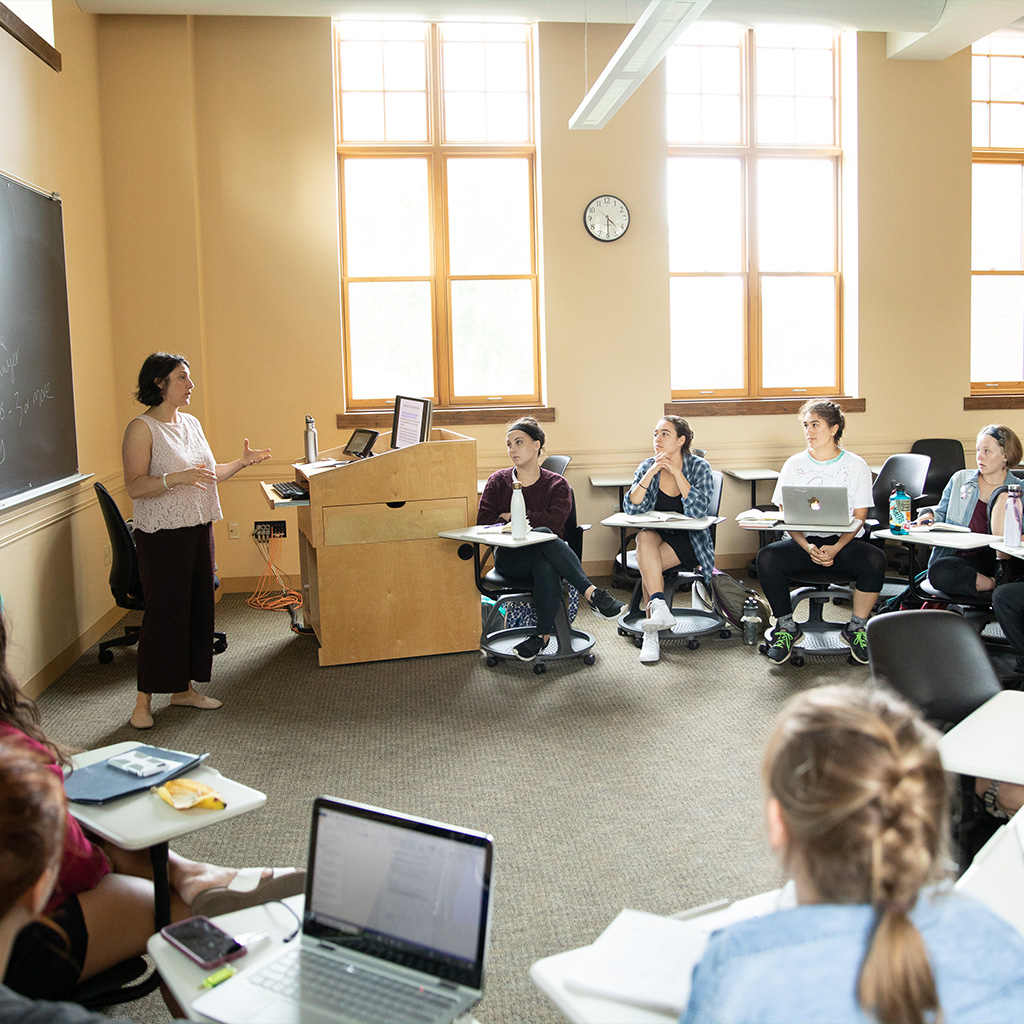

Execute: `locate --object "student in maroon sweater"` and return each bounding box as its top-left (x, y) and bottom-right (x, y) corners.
top-left (477, 418), bottom-right (623, 661)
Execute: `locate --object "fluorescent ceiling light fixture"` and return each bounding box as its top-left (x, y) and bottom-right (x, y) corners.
top-left (569, 0), bottom-right (712, 130)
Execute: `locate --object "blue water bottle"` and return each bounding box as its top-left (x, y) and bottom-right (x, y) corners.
top-left (889, 482), bottom-right (910, 535)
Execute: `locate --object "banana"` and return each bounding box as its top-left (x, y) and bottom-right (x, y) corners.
top-left (153, 777), bottom-right (226, 811)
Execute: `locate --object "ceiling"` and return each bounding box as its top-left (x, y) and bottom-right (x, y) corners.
top-left (72, 1), bottom-right (1024, 60)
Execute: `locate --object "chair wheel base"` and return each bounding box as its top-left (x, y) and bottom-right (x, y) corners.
top-left (583, 653), bottom-right (596, 666)
top-left (98, 649), bottom-right (114, 664)
top-left (533, 662), bottom-right (546, 674)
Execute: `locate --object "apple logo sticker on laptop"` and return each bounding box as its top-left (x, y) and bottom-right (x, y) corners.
top-left (808, 496), bottom-right (821, 511)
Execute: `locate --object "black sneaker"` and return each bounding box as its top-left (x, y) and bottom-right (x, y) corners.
top-left (513, 635), bottom-right (546, 662)
top-left (588, 588), bottom-right (624, 620)
top-left (766, 625), bottom-right (803, 664)
top-left (840, 624), bottom-right (869, 664)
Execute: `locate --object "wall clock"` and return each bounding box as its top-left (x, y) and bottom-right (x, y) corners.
top-left (584, 195), bottom-right (629, 242)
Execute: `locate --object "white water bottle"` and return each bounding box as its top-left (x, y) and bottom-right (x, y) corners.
top-left (303, 415), bottom-right (318, 464)
top-left (510, 479), bottom-right (528, 540)
top-left (1004, 483), bottom-right (1023, 548)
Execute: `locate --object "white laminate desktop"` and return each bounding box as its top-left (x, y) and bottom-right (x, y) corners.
top-left (938, 690), bottom-right (1024, 785)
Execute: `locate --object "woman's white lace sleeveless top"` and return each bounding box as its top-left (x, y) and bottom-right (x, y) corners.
top-left (131, 413), bottom-right (223, 533)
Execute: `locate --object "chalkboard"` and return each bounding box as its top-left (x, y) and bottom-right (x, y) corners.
top-left (0, 171), bottom-right (82, 510)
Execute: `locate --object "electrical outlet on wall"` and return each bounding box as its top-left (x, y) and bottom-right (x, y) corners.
top-left (228, 522), bottom-right (239, 540)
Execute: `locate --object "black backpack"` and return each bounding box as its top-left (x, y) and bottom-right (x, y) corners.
top-left (694, 569), bottom-right (770, 634)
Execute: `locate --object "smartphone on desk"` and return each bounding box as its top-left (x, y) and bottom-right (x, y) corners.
top-left (161, 916), bottom-right (247, 969)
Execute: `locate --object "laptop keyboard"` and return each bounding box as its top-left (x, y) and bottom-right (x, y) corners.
top-left (249, 947), bottom-right (458, 1024)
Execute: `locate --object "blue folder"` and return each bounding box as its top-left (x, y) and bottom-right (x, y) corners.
top-left (64, 745), bottom-right (208, 805)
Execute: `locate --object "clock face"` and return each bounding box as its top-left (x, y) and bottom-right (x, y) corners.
top-left (584, 195), bottom-right (629, 242)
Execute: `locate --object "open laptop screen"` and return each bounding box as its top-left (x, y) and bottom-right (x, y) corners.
top-left (304, 798), bottom-right (493, 989)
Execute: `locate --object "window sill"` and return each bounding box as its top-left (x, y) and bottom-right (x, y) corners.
top-left (964, 395), bottom-right (1024, 411)
top-left (666, 397), bottom-right (866, 417)
top-left (337, 406), bottom-right (555, 430)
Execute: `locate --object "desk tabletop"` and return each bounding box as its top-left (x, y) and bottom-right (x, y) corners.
top-left (438, 525), bottom-right (558, 547)
top-left (69, 743), bottom-right (266, 850)
top-left (991, 540), bottom-right (1024, 561)
top-left (875, 528), bottom-right (998, 550)
top-left (149, 894), bottom-right (303, 1022)
top-left (723, 468), bottom-right (780, 482)
top-left (601, 513), bottom-right (721, 531)
top-left (589, 474), bottom-right (635, 489)
top-left (738, 519), bottom-right (863, 535)
top-left (938, 690), bottom-right (1024, 785)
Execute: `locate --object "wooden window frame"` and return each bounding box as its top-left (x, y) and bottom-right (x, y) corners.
top-left (335, 22), bottom-right (542, 416)
top-left (667, 27), bottom-right (843, 405)
top-left (0, 2), bottom-right (59, 71)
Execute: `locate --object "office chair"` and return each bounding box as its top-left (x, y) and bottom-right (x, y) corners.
top-left (867, 609), bottom-right (1005, 868)
top-left (617, 470), bottom-right (729, 651)
top-left (479, 479), bottom-right (595, 674)
top-left (540, 454), bottom-right (571, 477)
top-left (911, 438), bottom-right (966, 508)
top-left (866, 451), bottom-right (930, 585)
top-left (94, 482), bottom-right (227, 663)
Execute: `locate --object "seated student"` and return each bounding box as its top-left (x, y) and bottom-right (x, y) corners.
top-left (622, 416), bottom-right (715, 665)
top-left (916, 424), bottom-right (1022, 601)
top-left (0, 738), bottom-right (139, 1023)
top-left (0, 610), bottom-right (303, 1002)
top-left (682, 684), bottom-right (1024, 1024)
top-left (477, 417), bottom-right (623, 662)
top-left (755, 400), bottom-right (884, 664)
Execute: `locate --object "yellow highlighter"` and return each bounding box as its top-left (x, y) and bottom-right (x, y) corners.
top-left (200, 965), bottom-right (236, 990)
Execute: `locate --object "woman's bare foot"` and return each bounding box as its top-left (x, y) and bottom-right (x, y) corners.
top-left (170, 684), bottom-right (222, 710)
top-left (173, 864), bottom-right (271, 907)
top-left (130, 695), bottom-right (154, 729)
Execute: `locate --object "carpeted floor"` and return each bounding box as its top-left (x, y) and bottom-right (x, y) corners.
top-left (34, 580), bottom-right (873, 1022)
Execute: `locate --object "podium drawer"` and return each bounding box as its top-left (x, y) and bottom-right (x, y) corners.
top-left (323, 498), bottom-right (467, 546)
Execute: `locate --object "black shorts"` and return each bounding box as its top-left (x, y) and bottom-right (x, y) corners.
top-left (651, 527), bottom-right (699, 570)
top-left (4, 895), bottom-right (88, 999)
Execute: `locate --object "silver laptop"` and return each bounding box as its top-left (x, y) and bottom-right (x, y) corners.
top-left (193, 796), bottom-right (495, 1024)
top-left (780, 485), bottom-right (855, 530)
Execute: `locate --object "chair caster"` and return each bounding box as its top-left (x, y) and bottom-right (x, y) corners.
top-left (617, 627), bottom-right (629, 637)
top-left (791, 654), bottom-right (805, 667)
top-left (687, 638), bottom-right (700, 650)
top-left (633, 637), bottom-right (643, 649)
top-left (533, 662), bottom-right (547, 674)
top-left (758, 642), bottom-right (767, 655)
top-left (719, 629), bottom-right (731, 639)
top-left (98, 649), bottom-right (114, 664)
top-left (213, 637), bottom-right (228, 654)
top-left (485, 655), bottom-right (498, 667)
top-left (583, 653), bottom-right (596, 666)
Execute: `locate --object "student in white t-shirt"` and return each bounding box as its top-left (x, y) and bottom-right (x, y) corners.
top-left (755, 400), bottom-right (885, 665)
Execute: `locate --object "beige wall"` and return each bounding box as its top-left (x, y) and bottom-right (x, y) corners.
top-left (0, 8), bottom-right (1005, 688)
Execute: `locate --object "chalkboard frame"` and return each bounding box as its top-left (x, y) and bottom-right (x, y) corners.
top-left (0, 170), bottom-right (88, 514)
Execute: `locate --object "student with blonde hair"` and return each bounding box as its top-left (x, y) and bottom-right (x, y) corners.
top-left (682, 685), bottom-right (1024, 1023)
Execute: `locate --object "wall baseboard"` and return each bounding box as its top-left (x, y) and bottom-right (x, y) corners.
top-left (22, 605), bottom-right (129, 700)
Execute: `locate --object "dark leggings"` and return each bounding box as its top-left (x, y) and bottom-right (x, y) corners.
top-left (994, 582), bottom-right (1024, 670)
top-left (928, 551), bottom-right (994, 601)
top-left (756, 536), bottom-right (886, 617)
top-left (494, 528), bottom-right (591, 634)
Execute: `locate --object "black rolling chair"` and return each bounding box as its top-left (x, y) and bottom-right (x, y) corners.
top-left (867, 609), bottom-right (1005, 868)
top-left (912, 437), bottom-right (966, 509)
top-left (541, 453), bottom-right (571, 477)
top-left (866, 452), bottom-right (930, 585)
top-left (94, 482), bottom-right (226, 663)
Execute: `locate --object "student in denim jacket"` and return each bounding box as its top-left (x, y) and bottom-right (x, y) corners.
top-left (682, 685), bottom-right (1024, 1024)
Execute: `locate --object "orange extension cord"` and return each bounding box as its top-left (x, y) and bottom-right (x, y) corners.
top-left (246, 533), bottom-right (302, 611)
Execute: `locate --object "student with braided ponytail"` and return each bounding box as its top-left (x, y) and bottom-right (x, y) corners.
top-left (682, 685), bottom-right (1024, 1024)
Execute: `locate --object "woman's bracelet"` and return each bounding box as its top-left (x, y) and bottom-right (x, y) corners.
top-left (161, 474), bottom-right (171, 491)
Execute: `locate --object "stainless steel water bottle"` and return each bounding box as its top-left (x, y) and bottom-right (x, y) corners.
top-left (304, 415), bottom-right (318, 464)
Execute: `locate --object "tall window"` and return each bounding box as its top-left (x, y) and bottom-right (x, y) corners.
top-left (666, 24), bottom-right (841, 400)
top-left (972, 32), bottom-right (1024, 393)
top-left (334, 22), bottom-right (539, 412)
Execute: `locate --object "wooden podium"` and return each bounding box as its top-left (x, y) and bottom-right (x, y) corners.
top-left (294, 429), bottom-right (480, 666)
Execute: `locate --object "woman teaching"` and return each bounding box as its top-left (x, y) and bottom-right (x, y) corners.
top-left (121, 352), bottom-right (271, 729)
top-left (755, 400), bottom-right (884, 665)
top-left (622, 416), bottom-right (715, 664)
top-left (476, 418), bottom-right (623, 662)
top-left (916, 424), bottom-right (1021, 601)
top-left (681, 685), bottom-right (1024, 1023)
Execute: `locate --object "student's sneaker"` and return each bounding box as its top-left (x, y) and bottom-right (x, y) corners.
top-left (513, 635), bottom-right (546, 662)
top-left (588, 588), bottom-right (625, 620)
top-left (639, 630), bottom-right (660, 664)
top-left (765, 625), bottom-right (804, 664)
top-left (840, 623), bottom-right (869, 664)
top-left (642, 597), bottom-right (676, 632)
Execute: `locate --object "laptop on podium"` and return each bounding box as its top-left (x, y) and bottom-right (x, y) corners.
top-left (193, 796), bottom-right (495, 1024)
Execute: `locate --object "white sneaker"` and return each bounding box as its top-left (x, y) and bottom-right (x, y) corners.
top-left (643, 597), bottom-right (676, 632)
top-left (640, 630), bottom-right (660, 663)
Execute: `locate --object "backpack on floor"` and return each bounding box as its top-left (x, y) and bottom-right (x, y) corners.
top-left (694, 569), bottom-right (770, 635)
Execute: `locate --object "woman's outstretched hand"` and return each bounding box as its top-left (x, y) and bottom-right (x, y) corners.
top-left (242, 439), bottom-right (272, 467)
